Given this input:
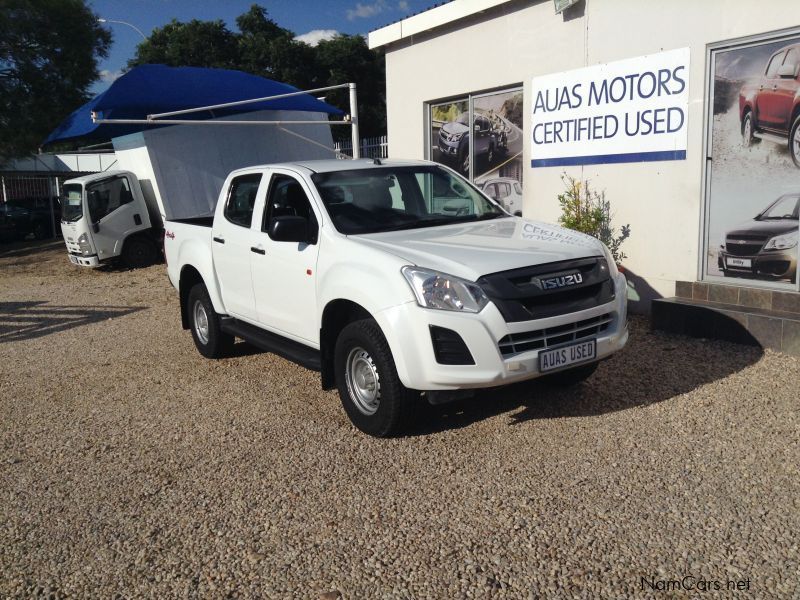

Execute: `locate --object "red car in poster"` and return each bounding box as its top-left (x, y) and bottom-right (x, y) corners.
top-left (739, 42), bottom-right (800, 167)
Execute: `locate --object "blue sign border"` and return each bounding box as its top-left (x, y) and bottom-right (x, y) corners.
top-left (531, 149), bottom-right (686, 168)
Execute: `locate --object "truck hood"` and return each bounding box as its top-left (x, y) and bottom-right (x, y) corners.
top-left (442, 121), bottom-right (469, 136)
top-left (349, 218), bottom-right (605, 281)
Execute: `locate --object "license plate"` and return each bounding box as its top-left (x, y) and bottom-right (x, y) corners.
top-left (68, 255), bottom-right (78, 265)
top-left (726, 257), bottom-right (752, 268)
top-left (539, 339), bottom-right (597, 373)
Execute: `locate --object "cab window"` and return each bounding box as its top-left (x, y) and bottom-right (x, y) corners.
top-left (86, 176), bottom-right (133, 223)
top-left (224, 174), bottom-right (262, 228)
top-left (263, 174), bottom-right (318, 243)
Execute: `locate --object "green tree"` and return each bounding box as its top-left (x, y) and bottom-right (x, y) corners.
top-left (0, 0), bottom-right (111, 159)
top-left (236, 5), bottom-right (317, 89)
top-left (129, 19), bottom-right (239, 70)
top-left (314, 34), bottom-right (386, 139)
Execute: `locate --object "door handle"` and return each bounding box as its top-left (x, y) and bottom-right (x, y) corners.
top-left (250, 246), bottom-right (265, 255)
top-left (772, 85), bottom-right (778, 90)
top-left (213, 236), bottom-right (225, 244)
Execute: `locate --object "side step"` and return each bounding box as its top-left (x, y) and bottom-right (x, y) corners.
top-left (221, 318), bottom-right (321, 371)
top-left (753, 131), bottom-right (788, 146)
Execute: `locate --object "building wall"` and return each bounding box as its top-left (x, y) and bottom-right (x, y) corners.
top-left (382, 0), bottom-right (800, 301)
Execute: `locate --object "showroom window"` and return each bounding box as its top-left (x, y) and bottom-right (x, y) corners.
top-left (426, 86), bottom-right (523, 215)
top-left (702, 29), bottom-right (800, 291)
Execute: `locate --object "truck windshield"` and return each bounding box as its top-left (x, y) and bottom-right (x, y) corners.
top-left (61, 184), bottom-right (83, 222)
top-left (311, 165), bottom-right (506, 235)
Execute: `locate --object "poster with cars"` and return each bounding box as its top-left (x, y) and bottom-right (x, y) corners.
top-left (473, 89), bottom-right (524, 216)
top-left (705, 33), bottom-right (800, 287)
top-left (429, 99), bottom-right (469, 174)
top-left (428, 88), bottom-right (524, 215)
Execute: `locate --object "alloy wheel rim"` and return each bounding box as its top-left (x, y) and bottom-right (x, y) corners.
top-left (193, 300), bottom-right (210, 345)
top-left (345, 346), bottom-right (381, 415)
top-left (793, 126), bottom-right (800, 159)
top-left (744, 118), bottom-right (752, 144)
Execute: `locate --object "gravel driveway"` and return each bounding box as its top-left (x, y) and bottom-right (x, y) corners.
top-left (1, 241), bottom-right (798, 598)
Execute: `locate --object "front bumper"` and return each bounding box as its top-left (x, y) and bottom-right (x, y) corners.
top-left (376, 272), bottom-right (629, 391)
top-left (67, 251), bottom-right (100, 267)
top-left (437, 137), bottom-right (460, 156)
top-left (718, 249), bottom-right (797, 280)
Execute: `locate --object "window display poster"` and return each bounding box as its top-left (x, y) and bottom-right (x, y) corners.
top-left (705, 34), bottom-right (800, 286)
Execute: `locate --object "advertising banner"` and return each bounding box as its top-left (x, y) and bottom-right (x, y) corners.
top-left (429, 99), bottom-right (469, 174)
top-left (530, 47), bottom-right (690, 167)
top-left (705, 35), bottom-right (800, 287)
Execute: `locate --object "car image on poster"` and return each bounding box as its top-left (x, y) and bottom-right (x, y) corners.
top-left (706, 33), bottom-right (800, 287)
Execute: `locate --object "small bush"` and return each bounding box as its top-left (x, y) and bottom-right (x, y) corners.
top-left (557, 174), bottom-right (630, 265)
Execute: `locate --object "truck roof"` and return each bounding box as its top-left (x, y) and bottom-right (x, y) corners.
top-left (231, 158), bottom-right (433, 176)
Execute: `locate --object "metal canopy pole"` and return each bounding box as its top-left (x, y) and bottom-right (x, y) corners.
top-left (92, 118), bottom-right (354, 126)
top-left (349, 83), bottom-right (360, 159)
top-left (147, 83), bottom-right (353, 120)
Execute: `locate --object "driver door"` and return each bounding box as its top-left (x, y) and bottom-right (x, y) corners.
top-left (251, 170), bottom-right (321, 344)
top-left (86, 175), bottom-right (146, 259)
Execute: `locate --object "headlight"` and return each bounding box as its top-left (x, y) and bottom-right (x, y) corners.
top-left (763, 231), bottom-right (798, 251)
top-left (601, 244), bottom-right (619, 277)
top-left (77, 232), bottom-right (92, 255)
top-left (401, 266), bottom-right (489, 313)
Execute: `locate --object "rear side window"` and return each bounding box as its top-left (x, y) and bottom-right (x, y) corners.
top-left (224, 174), bottom-right (262, 228)
top-left (86, 176), bottom-right (133, 223)
top-left (784, 48), bottom-right (798, 74)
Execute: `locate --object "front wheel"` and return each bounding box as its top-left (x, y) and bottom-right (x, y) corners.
top-left (790, 114), bottom-right (800, 168)
top-left (121, 236), bottom-right (157, 269)
top-left (334, 319), bottom-right (418, 437)
top-left (187, 284), bottom-right (234, 359)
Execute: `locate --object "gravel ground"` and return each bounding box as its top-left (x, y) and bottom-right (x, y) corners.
top-left (1, 241), bottom-right (798, 599)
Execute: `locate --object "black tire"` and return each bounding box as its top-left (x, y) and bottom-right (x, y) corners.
top-left (121, 236), bottom-right (157, 269)
top-left (187, 283), bottom-right (234, 359)
top-left (459, 148), bottom-right (469, 175)
top-left (790, 114), bottom-right (800, 169)
top-left (540, 361), bottom-right (598, 386)
top-left (742, 111), bottom-right (758, 147)
top-left (334, 319), bottom-right (418, 437)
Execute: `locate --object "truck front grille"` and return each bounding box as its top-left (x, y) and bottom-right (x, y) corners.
top-left (477, 257), bottom-right (615, 323)
top-left (498, 313), bottom-right (612, 358)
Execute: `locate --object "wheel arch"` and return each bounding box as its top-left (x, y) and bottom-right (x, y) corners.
top-left (179, 265), bottom-right (206, 330)
top-left (319, 299), bottom-right (373, 390)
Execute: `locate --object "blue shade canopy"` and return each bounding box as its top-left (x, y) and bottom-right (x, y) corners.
top-left (44, 64), bottom-right (343, 146)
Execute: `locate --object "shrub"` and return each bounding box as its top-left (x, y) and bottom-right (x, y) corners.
top-left (557, 174), bottom-right (630, 265)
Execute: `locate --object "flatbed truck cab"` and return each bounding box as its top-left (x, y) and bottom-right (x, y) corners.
top-left (60, 171), bottom-right (162, 268)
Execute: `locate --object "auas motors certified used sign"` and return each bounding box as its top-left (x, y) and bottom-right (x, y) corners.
top-left (530, 47), bottom-right (690, 167)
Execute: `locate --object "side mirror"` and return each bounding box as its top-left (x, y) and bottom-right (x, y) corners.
top-left (269, 215), bottom-right (308, 243)
top-left (777, 63), bottom-right (796, 78)
top-left (474, 124), bottom-right (481, 132)
top-left (92, 222), bottom-right (100, 233)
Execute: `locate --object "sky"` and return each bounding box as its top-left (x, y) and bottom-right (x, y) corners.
top-left (90, 0), bottom-right (437, 92)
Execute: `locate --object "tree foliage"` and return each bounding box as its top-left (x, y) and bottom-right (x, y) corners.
top-left (0, 0), bottom-right (111, 159)
top-left (557, 174), bottom-right (631, 264)
top-left (129, 4), bottom-right (386, 138)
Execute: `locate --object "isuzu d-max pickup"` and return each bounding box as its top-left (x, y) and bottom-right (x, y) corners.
top-left (164, 159), bottom-right (628, 436)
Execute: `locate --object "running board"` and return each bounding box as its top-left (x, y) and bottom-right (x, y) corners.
top-left (221, 318), bottom-right (321, 371)
top-left (753, 131), bottom-right (787, 145)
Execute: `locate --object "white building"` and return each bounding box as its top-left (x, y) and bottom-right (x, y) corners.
top-left (370, 0), bottom-right (800, 331)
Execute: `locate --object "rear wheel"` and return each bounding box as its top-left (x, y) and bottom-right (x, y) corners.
top-left (540, 362), bottom-right (598, 386)
top-left (121, 236), bottom-right (157, 269)
top-left (334, 319), bottom-right (418, 437)
top-left (188, 283), bottom-right (234, 358)
top-left (790, 114), bottom-right (800, 168)
top-left (742, 112), bottom-right (758, 147)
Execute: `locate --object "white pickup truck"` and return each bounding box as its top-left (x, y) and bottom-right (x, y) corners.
top-left (165, 159), bottom-right (628, 436)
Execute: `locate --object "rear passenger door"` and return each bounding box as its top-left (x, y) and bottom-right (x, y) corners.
top-left (251, 170), bottom-right (321, 345)
top-left (212, 172), bottom-right (264, 321)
